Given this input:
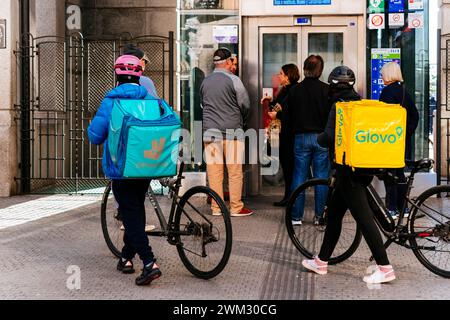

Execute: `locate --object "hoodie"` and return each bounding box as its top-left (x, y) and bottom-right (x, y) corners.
top-left (87, 83), bottom-right (151, 178)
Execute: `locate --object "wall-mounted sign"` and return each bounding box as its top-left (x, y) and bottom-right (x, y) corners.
top-left (371, 48), bottom-right (401, 100)
top-left (0, 20), bottom-right (6, 49)
top-left (368, 13), bottom-right (385, 29)
top-left (294, 17), bottom-right (311, 25)
top-left (273, 0), bottom-right (331, 5)
top-left (213, 25), bottom-right (238, 44)
top-left (388, 13), bottom-right (405, 27)
top-left (368, 0), bottom-right (385, 13)
top-left (408, 12), bottom-right (424, 29)
top-left (408, 0), bottom-right (423, 11)
top-left (388, 0), bottom-right (404, 12)
top-left (66, 5), bottom-right (81, 31)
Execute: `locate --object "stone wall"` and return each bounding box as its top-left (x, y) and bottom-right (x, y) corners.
top-left (76, 0), bottom-right (176, 38)
top-left (31, 0), bottom-right (66, 37)
top-left (0, 0), bottom-right (19, 196)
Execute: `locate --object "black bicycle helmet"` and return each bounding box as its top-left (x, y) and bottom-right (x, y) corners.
top-left (328, 65), bottom-right (356, 87)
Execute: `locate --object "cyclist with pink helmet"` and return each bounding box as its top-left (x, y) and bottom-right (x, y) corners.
top-left (88, 54), bottom-right (162, 286)
top-left (123, 43), bottom-right (159, 98)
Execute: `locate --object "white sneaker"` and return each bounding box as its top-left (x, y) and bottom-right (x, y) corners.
top-left (388, 210), bottom-right (398, 220)
top-left (302, 257), bottom-right (328, 275)
top-left (363, 266), bottom-right (396, 284)
top-left (292, 220), bottom-right (302, 226)
top-left (120, 225), bottom-right (156, 232)
top-left (145, 225), bottom-right (156, 232)
top-left (212, 212), bottom-right (223, 216)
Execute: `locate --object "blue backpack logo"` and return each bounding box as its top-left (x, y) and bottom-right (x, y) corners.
top-left (107, 98), bottom-right (181, 179)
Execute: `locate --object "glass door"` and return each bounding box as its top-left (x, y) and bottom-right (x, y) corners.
top-left (259, 24), bottom-right (359, 100)
top-left (301, 26), bottom-right (355, 84)
top-left (260, 28), bottom-right (300, 99)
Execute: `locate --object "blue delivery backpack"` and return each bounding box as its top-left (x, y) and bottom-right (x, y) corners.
top-left (107, 98), bottom-right (181, 179)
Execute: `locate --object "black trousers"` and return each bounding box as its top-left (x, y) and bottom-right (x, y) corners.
top-left (112, 179), bottom-right (155, 266)
top-left (384, 168), bottom-right (407, 212)
top-left (318, 170), bottom-right (390, 266)
top-left (279, 134), bottom-right (294, 199)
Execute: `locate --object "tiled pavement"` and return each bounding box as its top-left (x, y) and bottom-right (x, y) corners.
top-left (0, 189), bottom-right (449, 300)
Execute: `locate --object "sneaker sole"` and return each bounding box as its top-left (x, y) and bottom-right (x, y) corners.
top-left (363, 274), bottom-right (396, 284)
top-left (120, 268), bottom-right (135, 275)
top-left (136, 271), bottom-right (162, 286)
top-left (302, 260), bottom-right (327, 275)
top-left (230, 213), bottom-right (253, 217)
top-left (212, 212), bottom-right (223, 216)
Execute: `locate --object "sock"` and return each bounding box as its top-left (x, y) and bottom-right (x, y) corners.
top-left (315, 256), bottom-right (328, 266)
top-left (145, 261), bottom-right (157, 269)
top-left (379, 265), bottom-right (393, 273)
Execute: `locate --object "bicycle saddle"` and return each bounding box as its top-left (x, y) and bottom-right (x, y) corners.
top-left (405, 158), bottom-right (434, 171)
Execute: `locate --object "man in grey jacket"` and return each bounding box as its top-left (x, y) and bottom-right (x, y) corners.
top-left (200, 48), bottom-right (253, 217)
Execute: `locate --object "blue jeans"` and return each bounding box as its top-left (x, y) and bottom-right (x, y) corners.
top-left (291, 133), bottom-right (330, 221)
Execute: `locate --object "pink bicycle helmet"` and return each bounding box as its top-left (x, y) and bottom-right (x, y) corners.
top-left (114, 55), bottom-right (143, 77)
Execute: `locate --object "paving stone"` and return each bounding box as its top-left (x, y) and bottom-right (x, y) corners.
top-left (0, 191), bottom-right (449, 300)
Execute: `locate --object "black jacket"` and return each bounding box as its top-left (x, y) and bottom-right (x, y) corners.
top-left (379, 82), bottom-right (419, 160)
top-left (286, 78), bottom-right (330, 134)
top-left (272, 83), bottom-right (294, 139)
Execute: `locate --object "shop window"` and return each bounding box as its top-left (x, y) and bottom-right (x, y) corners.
top-left (178, 0), bottom-right (239, 171)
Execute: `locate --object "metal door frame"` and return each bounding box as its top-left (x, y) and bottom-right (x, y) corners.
top-left (16, 32), bottom-right (175, 194)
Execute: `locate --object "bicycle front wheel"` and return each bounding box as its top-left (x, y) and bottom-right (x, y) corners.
top-left (286, 179), bottom-right (362, 265)
top-left (410, 185), bottom-right (450, 278)
top-left (174, 186), bottom-right (232, 279)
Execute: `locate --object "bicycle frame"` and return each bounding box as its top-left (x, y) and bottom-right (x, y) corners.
top-left (364, 163), bottom-right (448, 254)
top-left (145, 162), bottom-right (185, 238)
top-left (144, 161), bottom-right (218, 245)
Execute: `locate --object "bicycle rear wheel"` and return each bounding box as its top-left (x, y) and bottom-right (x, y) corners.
top-left (286, 179), bottom-right (362, 265)
top-left (174, 186), bottom-right (232, 279)
top-left (410, 185), bottom-right (450, 278)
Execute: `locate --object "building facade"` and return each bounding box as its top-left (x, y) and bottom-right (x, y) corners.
top-left (0, 0), bottom-right (444, 196)
top-left (178, 0), bottom-right (434, 195)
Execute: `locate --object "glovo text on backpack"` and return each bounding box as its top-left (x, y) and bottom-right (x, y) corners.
top-left (335, 100), bottom-right (407, 169)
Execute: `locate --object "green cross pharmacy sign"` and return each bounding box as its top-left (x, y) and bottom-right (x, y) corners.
top-left (368, 0), bottom-right (385, 13)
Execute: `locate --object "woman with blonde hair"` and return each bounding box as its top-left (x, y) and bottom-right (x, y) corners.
top-left (379, 62), bottom-right (419, 218)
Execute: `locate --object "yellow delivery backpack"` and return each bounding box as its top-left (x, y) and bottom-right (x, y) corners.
top-left (335, 99), bottom-right (407, 169)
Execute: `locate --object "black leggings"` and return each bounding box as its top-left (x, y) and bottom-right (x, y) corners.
top-left (318, 171), bottom-right (390, 266)
top-left (112, 179), bottom-right (155, 266)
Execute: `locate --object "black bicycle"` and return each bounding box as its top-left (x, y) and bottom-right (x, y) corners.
top-left (101, 162), bottom-right (232, 279)
top-left (286, 159), bottom-right (450, 278)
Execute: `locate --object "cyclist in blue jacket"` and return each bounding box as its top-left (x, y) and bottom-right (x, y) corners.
top-left (88, 54), bottom-right (162, 286)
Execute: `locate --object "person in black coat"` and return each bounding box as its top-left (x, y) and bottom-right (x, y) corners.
top-left (262, 64), bottom-right (300, 207)
top-left (379, 62), bottom-right (419, 218)
top-left (285, 56), bottom-right (331, 225)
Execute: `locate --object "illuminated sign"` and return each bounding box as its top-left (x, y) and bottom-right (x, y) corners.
top-left (371, 49), bottom-right (401, 100)
top-left (274, 0), bottom-right (331, 5)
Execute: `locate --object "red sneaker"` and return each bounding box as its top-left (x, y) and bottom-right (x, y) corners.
top-left (231, 207), bottom-right (254, 217)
